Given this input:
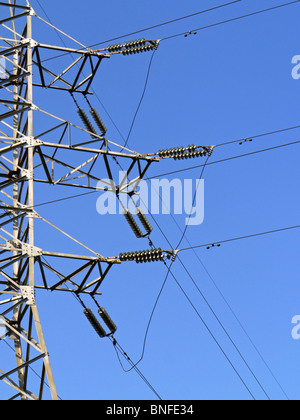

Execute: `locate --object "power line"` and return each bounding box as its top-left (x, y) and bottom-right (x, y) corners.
top-left (112, 249), bottom-right (258, 399)
top-left (144, 172), bottom-right (290, 400)
top-left (161, 207), bottom-right (290, 399)
top-left (179, 253), bottom-right (273, 398)
top-left (160, 0), bottom-right (300, 41)
top-left (166, 264), bottom-right (256, 400)
top-left (142, 208), bottom-right (271, 400)
top-left (146, 139), bottom-right (300, 180)
top-left (35, 0), bottom-right (300, 65)
top-left (121, 48), bottom-right (158, 151)
top-left (147, 122), bottom-right (276, 399)
top-left (144, 143), bottom-right (291, 399)
top-left (189, 247), bottom-right (290, 400)
top-left (122, 191), bottom-right (270, 399)
top-left (91, 0), bottom-right (242, 47)
top-left (110, 337), bottom-right (163, 401)
top-left (168, 223), bottom-right (300, 399)
top-left (35, 0), bottom-right (242, 64)
top-left (215, 124), bottom-right (300, 148)
top-left (159, 149), bottom-right (272, 399)
top-left (178, 224), bottom-right (300, 252)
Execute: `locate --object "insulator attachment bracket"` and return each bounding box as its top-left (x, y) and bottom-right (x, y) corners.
top-left (20, 286), bottom-right (36, 306)
top-left (24, 136), bottom-right (43, 147)
top-left (21, 243), bottom-right (43, 257)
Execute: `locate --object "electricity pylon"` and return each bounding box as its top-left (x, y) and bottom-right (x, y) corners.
top-left (0, 0), bottom-right (213, 400)
top-left (0, 0), bottom-right (161, 400)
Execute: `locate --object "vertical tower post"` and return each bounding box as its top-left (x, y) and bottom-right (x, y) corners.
top-left (25, 9), bottom-right (58, 401)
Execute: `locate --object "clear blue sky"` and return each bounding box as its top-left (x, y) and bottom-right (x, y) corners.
top-left (1, 0), bottom-right (300, 400)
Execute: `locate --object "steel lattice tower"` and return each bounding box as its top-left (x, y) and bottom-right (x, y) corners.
top-left (0, 0), bottom-right (162, 400)
top-left (0, 0), bottom-right (213, 400)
